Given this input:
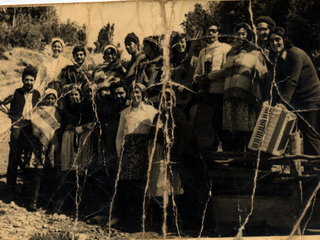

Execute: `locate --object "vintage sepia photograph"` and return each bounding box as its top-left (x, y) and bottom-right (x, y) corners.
top-left (0, 0), bottom-right (320, 239)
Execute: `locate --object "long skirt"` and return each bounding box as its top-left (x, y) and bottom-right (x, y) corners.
top-left (120, 134), bottom-right (149, 180)
top-left (148, 143), bottom-right (184, 197)
top-left (77, 129), bottom-right (97, 172)
top-left (60, 130), bottom-right (77, 171)
top-left (223, 98), bottom-right (259, 132)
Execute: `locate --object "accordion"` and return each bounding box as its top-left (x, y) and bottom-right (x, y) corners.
top-left (248, 102), bottom-right (297, 156)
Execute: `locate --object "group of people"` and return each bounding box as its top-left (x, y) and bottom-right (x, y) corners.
top-left (3, 15), bottom-right (320, 233)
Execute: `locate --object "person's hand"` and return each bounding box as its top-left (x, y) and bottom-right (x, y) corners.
top-left (193, 75), bottom-right (202, 84)
top-left (82, 122), bottom-right (95, 130)
top-left (177, 86), bottom-right (184, 92)
top-left (196, 75), bottom-right (207, 90)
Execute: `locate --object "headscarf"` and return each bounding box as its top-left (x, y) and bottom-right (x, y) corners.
top-left (50, 38), bottom-right (65, 53)
top-left (82, 82), bottom-right (96, 94)
top-left (44, 88), bottom-right (58, 100)
top-left (103, 44), bottom-right (118, 56)
top-left (158, 88), bottom-right (176, 107)
top-left (130, 82), bottom-right (150, 104)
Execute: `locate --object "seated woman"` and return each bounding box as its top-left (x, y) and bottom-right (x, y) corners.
top-left (268, 27), bottom-right (320, 155)
top-left (27, 89), bottom-right (63, 211)
top-left (93, 45), bottom-right (126, 85)
top-left (114, 83), bottom-right (157, 232)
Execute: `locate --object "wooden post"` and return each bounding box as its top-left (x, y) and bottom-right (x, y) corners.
top-left (289, 131), bottom-right (303, 235)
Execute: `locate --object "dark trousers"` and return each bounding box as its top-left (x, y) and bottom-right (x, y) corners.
top-left (114, 180), bottom-right (146, 232)
top-left (206, 93), bottom-right (233, 151)
top-left (6, 124), bottom-right (34, 191)
top-left (298, 104), bottom-right (320, 155)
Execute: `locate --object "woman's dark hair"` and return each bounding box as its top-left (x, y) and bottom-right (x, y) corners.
top-left (203, 21), bottom-right (222, 34)
top-left (63, 85), bottom-right (83, 106)
top-left (143, 35), bottom-right (162, 58)
top-left (72, 46), bottom-right (86, 57)
top-left (268, 27), bottom-right (293, 50)
top-left (170, 32), bottom-right (192, 67)
top-left (233, 22), bottom-right (253, 42)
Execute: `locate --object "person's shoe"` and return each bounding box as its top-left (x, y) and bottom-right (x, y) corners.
top-left (3, 188), bottom-right (17, 203)
top-left (27, 200), bottom-right (37, 212)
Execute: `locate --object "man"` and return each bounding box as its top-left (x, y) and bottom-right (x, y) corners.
top-left (59, 46), bottom-right (95, 91)
top-left (124, 32), bottom-right (143, 87)
top-left (111, 81), bottom-right (130, 114)
top-left (6, 67), bottom-right (41, 196)
top-left (255, 16), bottom-right (276, 55)
top-left (193, 22), bottom-right (232, 151)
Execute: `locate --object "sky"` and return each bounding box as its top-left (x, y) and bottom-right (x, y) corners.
top-left (0, 0), bottom-right (201, 59)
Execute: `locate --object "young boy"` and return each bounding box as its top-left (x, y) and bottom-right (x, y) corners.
top-left (6, 67), bottom-right (41, 196)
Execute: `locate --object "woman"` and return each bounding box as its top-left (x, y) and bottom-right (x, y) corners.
top-left (136, 36), bottom-right (163, 103)
top-left (35, 38), bottom-right (73, 95)
top-left (268, 27), bottom-right (320, 155)
top-left (207, 23), bottom-right (268, 151)
top-left (27, 89), bottom-right (63, 211)
top-left (60, 85), bottom-right (82, 171)
top-left (77, 83), bottom-right (98, 172)
top-left (233, 22), bottom-right (253, 42)
top-left (147, 88), bottom-right (193, 232)
top-left (116, 83), bottom-right (157, 179)
top-left (114, 83), bottom-right (157, 232)
top-left (170, 32), bottom-right (197, 110)
top-left (93, 45), bottom-right (126, 85)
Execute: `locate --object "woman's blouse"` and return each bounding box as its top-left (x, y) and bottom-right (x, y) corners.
top-left (116, 102), bottom-right (157, 156)
top-left (35, 55), bottom-right (73, 95)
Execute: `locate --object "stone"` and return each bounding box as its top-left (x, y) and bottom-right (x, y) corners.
top-left (52, 213), bottom-right (59, 220)
top-left (9, 201), bottom-right (15, 208)
top-left (43, 223), bottom-right (49, 228)
top-left (59, 214), bottom-right (67, 221)
top-left (13, 221), bottom-right (22, 227)
top-left (77, 233), bottom-right (87, 240)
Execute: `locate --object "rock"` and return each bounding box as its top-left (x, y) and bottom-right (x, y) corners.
top-left (43, 223), bottom-right (49, 228)
top-left (77, 233), bottom-right (87, 240)
top-left (52, 213), bottom-right (59, 220)
top-left (9, 201), bottom-right (15, 208)
top-left (35, 212), bottom-right (41, 217)
top-left (59, 214), bottom-right (67, 221)
top-left (13, 221), bottom-right (22, 227)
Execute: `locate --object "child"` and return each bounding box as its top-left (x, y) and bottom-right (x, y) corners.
top-left (27, 89), bottom-right (62, 210)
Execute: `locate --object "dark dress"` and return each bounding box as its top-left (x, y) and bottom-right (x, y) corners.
top-left (60, 102), bottom-right (82, 171)
top-left (77, 98), bottom-right (99, 172)
top-left (148, 107), bottom-right (193, 196)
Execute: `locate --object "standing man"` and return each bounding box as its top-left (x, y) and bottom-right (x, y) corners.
top-left (124, 33), bottom-right (143, 87)
top-left (6, 67), bottom-right (41, 196)
top-left (193, 22), bottom-right (232, 151)
top-left (255, 16), bottom-right (276, 56)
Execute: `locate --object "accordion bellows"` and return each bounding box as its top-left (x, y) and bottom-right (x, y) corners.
top-left (248, 102), bottom-right (297, 156)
